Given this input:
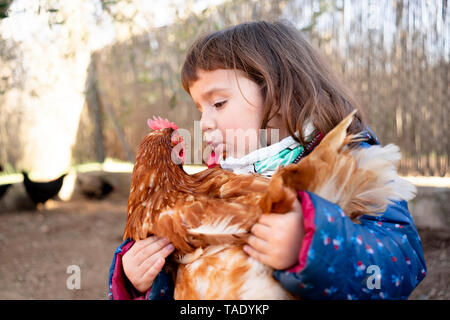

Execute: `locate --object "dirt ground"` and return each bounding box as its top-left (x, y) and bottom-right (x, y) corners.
top-left (0, 195), bottom-right (448, 300)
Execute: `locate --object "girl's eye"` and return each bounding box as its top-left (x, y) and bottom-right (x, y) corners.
top-left (213, 100), bottom-right (227, 109)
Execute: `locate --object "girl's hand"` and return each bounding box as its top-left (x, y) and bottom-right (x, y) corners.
top-left (243, 198), bottom-right (304, 270)
top-left (122, 236), bottom-right (175, 293)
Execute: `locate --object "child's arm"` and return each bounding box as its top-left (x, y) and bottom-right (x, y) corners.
top-left (108, 238), bottom-right (175, 300)
top-left (272, 191), bottom-right (427, 299)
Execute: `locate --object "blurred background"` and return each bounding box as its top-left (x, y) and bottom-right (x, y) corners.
top-left (0, 0), bottom-right (448, 299)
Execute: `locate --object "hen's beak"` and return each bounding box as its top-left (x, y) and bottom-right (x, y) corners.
top-left (170, 132), bottom-right (183, 147)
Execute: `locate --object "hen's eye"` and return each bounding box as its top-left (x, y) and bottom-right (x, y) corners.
top-left (213, 100), bottom-right (227, 109)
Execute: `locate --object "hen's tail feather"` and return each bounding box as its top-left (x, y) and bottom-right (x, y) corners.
top-left (315, 109), bottom-right (357, 154)
top-left (341, 132), bottom-right (368, 150)
top-left (351, 144), bottom-right (416, 201)
top-left (283, 112), bottom-right (416, 221)
top-left (340, 143), bottom-right (417, 218)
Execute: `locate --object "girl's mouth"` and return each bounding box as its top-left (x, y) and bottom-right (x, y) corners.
top-left (206, 144), bottom-right (223, 168)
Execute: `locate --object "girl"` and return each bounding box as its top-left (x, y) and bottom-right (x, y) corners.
top-left (108, 20), bottom-right (426, 300)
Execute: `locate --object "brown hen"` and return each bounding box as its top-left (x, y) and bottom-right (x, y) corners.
top-left (123, 112), bottom-right (415, 299)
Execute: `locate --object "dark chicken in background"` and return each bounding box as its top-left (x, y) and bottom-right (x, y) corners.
top-left (0, 164), bottom-right (11, 201)
top-left (0, 183), bottom-right (11, 201)
top-left (77, 174), bottom-right (115, 200)
top-left (22, 171), bottom-right (67, 206)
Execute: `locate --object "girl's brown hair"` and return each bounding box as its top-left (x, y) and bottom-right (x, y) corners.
top-left (181, 20), bottom-right (366, 146)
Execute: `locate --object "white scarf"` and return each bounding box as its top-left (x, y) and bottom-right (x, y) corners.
top-left (219, 121), bottom-right (315, 177)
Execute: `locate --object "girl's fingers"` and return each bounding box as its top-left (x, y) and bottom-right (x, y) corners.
top-left (247, 234), bottom-right (268, 253)
top-left (141, 257), bottom-right (166, 286)
top-left (135, 237), bottom-right (171, 266)
top-left (258, 213), bottom-right (279, 227)
top-left (243, 244), bottom-right (270, 266)
top-left (250, 223), bottom-right (272, 239)
top-left (131, 236), bottom-right (160, 255)
top-left (139, 243), bottom-right (175, 270)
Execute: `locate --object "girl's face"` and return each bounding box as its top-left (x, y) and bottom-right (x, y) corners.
top-left (189, 68), bottom-right (287, 160)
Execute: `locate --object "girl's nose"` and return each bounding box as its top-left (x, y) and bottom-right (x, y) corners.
top-left (200, 110), bottom-right (215, 133)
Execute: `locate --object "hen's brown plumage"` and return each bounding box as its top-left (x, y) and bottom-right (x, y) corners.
top-left (124, 128), bottom-right (268, 250)
top-left (124, 110), bottom-right (416, 299)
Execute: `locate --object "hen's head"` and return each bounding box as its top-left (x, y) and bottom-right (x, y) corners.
top-left (124, 116), bottom-right (185, 240)
top-left (146, 116), bottom-right (185, 165)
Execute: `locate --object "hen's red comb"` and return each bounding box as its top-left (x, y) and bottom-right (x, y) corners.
top-left (147, 116), bottom-right (178, 131)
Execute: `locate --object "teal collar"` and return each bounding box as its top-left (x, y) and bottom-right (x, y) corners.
top-left (219, 130), bottom-right (323, 177)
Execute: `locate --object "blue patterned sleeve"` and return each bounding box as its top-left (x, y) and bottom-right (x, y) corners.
top-left (273, 191), bottom-right (427, 300)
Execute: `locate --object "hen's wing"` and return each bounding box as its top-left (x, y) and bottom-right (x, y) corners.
top-left (184, 166), bottom-right (268, 198)
top-left (155, 195), bottom-right (263, 253)
top-left (218, 174), bottom-right (270, 198)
